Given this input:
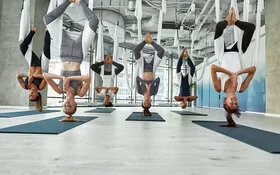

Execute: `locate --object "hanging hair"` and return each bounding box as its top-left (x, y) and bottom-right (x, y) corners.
top-left (30, 92), bottom-right (42, 112)
top-left (223, 98), bottom-right (241, 126)
top-left (104, 102), bottom-right (113, 107)
top-left (104, 95), bottom-right (113, 107)
top-left (180, 102), bottom-right (187, 109)
top-left (142, 102), bottom-right (152, 116)
top-left (223, 98), bottom-right (241, 117)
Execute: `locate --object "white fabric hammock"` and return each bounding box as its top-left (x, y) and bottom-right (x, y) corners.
top-left (19, 0), bottom-right (32, 66)
top-left (214, 0), bottom-right (261, 68)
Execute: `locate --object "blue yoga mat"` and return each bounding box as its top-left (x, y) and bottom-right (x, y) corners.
top-left (192, 120), bottom-right (280, 153)
top-left (0, 110), bottom-right (61, 118)
top-left (126, 112), bottom-right (165, 122)
top-left (85, 108), bottom-right (116, 113)
top-left (0, 116), bottom-right (97, 134)
top-left (172, 111), bottom-right (208, 116)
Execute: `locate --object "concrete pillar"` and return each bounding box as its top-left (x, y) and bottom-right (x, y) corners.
top-left (0, 0), bottom-right (48, 107)
top-left (265, 0), bottom-right (280, 114)
top-left (0, 0), bottom-right (28, 106)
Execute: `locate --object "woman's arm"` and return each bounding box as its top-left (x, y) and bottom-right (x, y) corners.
top-left (67, 75), bottom-right (91, 97)
top-left (211, 64), bottom-right (224, 92)
top-left (42, 73), bottom-right (64, 94)
top-left (16, 73), bottom-right (28, 89)
top-left (38, 79), bottom-right (47, 90)
top-left (106, 87), bottom-right (119, 94)
top-left (237, 66), bottom-right (256, 93)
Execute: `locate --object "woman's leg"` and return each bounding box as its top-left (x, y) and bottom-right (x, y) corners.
top-left (235, 20), bottom-right (256, 53)
top-left (20, 30), bottom-right (35, 56)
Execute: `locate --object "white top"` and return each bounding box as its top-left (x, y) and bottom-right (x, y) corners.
top-left (98, 65), bottom-right (117, 98)
top-left (214, 29), bottom-right (244, 93)
top-left (219, 52), bottom-right (242, 92)
top-left (136, 51), bottom-right (161, 74)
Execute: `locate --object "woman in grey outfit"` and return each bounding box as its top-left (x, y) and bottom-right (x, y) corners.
top-left (43, 0), bottom-right (99, 121)
top-left (133, 33), bottom-right (164, 116)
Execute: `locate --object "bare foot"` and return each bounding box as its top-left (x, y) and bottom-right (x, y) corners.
top-left (225, 8), bottom-right (233, 25)
top-left (231, 8), bottom-right (237, 25)
top-left (180, 48), bottom-right (189, 58)
top-left (31, 27), bottom-right (38, 32)
top-left (144, 33), bottom-right (153, 44)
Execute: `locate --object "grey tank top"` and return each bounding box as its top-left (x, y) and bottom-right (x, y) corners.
top-left (59, 70), bottom-right (82, 95)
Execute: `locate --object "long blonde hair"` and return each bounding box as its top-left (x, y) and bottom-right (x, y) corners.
top-left (30, 92), bottom-right (42, 112)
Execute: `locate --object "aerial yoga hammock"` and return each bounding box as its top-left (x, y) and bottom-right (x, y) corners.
top-left (174, 0), bottom-right (210, 108)
top-left (90, 25), bottom-right (124, 107)
top-left (43, 0), bottom-right (98, 122)
top-left (123, 0), bottom-right (166, 116)
top-left (174, 48), bottom-right (198, 109)
top-left (211, 0), bottom-right (258, 127)
top-left (17, 0), bottom-right (51, 112)
top-left (133, 33), bottom-right (165, 116)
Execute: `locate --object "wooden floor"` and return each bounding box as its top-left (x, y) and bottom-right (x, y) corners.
top-left (0, 106), bottom-right (280, 175)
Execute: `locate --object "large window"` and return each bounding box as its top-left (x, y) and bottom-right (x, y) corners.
top-left (47, 48), bottom-right (184, 107)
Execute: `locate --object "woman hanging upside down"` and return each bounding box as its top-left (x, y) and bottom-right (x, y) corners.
top-left (174, 48), bottom-right (198, 109)
top-left (17, 27), bottom-right (51, 112)
top-left (134, 33), bottom-right (164, 116)
top-left (43, 0), bottom-right (99, 121)
top-left (211, 8), bottom-right (256, 127)
top-left (91, 54), bottom-right (124, 107)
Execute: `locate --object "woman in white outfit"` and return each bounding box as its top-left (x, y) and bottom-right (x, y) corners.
top-left (211, 8), bottom-right (256, 127)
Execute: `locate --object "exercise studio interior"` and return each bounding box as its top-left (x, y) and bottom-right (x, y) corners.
top-left (1, 0), bottom-right (280, 174)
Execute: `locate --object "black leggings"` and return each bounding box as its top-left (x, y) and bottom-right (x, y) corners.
top-left (214, 20), bottom-right (255, 53)
top-left (20, 30), bottom-right (51, 66)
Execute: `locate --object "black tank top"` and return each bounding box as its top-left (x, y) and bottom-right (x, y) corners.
top-left (24, 78), bottom-right (42, 89)
top-left (224, 42), bottom-right (238, 52)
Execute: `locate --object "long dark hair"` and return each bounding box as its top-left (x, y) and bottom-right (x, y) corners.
top-left (104, 102), bottom-right (113, 107)
top-left (223, 98), bottom-right (241, 116)
top-left (104, 95), bottom-right (113, 107)
top-left (142, 103), bottom-right (152, 116)
top-left (223, 98), bottom-right (241, 126)
top-left (30, 92), bottom-right (42, 112)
